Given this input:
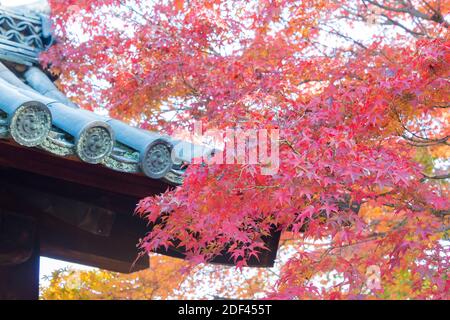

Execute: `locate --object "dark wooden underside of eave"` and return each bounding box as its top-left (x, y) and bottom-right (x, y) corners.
top-left (0, 140), bottom-right (281, 271)
top-left (0, 140), bottom-right (170, 198)
top-left (0, 140), bottom-right (171, 272)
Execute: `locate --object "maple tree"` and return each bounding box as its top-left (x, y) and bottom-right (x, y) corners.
top-left (42, 0), bottom-right (449, 299)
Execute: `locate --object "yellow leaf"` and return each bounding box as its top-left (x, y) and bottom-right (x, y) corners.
top-left (174, 0), bottom-right (184, 11)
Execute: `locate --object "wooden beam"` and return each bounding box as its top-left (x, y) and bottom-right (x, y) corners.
top-left (0, 168), bottom-right (150, 273)
top-left (0, 213), bottom-right (39, 300)
top-left (0, 140), bottom-right (169, 198)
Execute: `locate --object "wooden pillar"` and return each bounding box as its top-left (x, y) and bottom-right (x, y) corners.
top-left (0, 213), bottom-right (40, 300)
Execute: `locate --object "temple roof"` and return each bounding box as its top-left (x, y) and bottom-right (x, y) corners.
top-left (0, 6), bottom-right (212, 186)
top-left (0, 6), bottom-right (51, 65)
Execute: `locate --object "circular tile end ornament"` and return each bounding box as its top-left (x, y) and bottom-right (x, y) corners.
top-left (10, 102), bottom-right (51, 147)
top-left (141, 139), bottom-right (173, 179)
top-left (76, 122), bottom-right (114, 164)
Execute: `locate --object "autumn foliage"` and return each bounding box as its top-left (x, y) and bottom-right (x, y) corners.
top-left (41, 255), bottom-right (188, 299)
top-left (40, 254), bottom-right (275, 299)
top-left (42, 0), bottom-right (449, 299)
